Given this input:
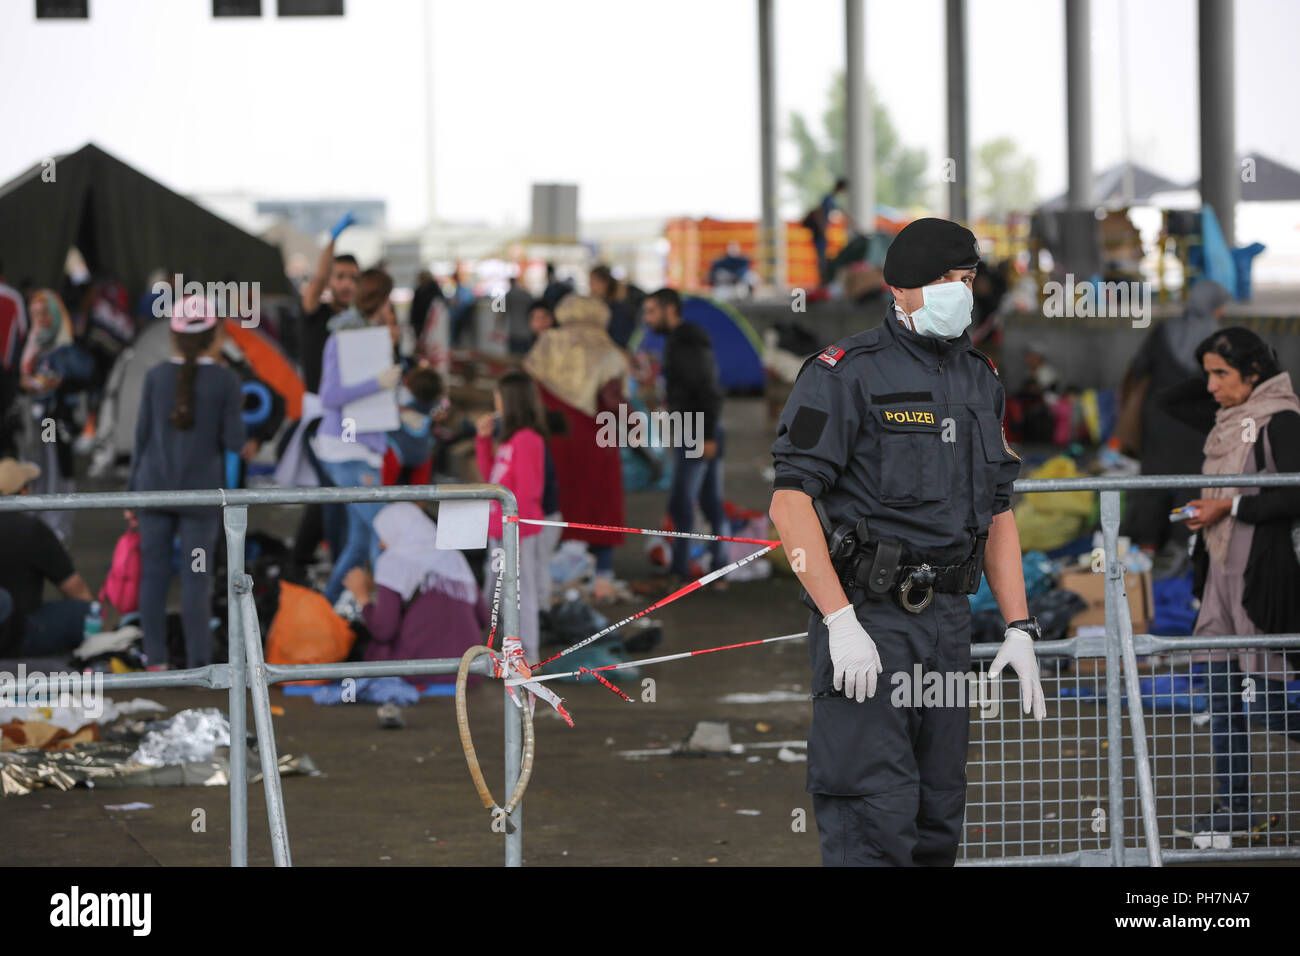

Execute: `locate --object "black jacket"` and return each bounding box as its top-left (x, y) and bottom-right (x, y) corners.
top-left (299, 304), bottom-right (334, 394)
top-left (1188, 409), bottom-right (1300, 635)
top-left (664, 321), bottom-right (723, 441)
top-left (771, 315), bottom-right (1020, 563)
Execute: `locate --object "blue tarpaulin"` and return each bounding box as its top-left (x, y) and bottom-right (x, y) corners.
top-left (1199, 205), bottom-right (1239, 299)
top-left (1151, 569), bottom-right (1199, 636)
top-left (1058, 673), bottom-right (1209, 712)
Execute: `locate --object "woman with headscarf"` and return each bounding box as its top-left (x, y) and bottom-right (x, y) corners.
top-left (342, 502), bottom-right (488, 685)
top-left (523, 295), bottom-right (630, 599)
top-left (1165, 327), bottom-right (1300, 834)
top-left (1119, 280), bottom-right (1232, 557)
top-left (20, 289), bottom-right (93, 541)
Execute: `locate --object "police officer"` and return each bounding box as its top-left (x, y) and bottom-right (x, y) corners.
top-left (769, 217), bottom-right (1046, 867)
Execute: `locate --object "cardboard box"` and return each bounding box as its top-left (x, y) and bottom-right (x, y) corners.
top-left (1058, 568), bottom-right (1152, 638)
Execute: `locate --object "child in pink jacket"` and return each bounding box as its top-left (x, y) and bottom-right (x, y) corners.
top-left (476, 371), bottom-right (547, 662)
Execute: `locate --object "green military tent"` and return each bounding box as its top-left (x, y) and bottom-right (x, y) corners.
top-left (0, 142), bottom-right (292, 300)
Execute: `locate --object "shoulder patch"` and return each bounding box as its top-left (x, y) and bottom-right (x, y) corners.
top-left (794, 328), bottom-right (885, 381)
top-left (971, 348), bottom-right (999, 378)
top-left (818, 346), bottom-right (846, 367)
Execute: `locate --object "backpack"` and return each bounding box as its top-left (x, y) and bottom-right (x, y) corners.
top-left (99, 522), bottom-right (142, 615)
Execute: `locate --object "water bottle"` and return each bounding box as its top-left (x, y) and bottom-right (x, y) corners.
top-left (84, 601), bottom-right (103, 638)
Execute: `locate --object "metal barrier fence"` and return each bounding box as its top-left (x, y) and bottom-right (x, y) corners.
top-left (961, 633), bottom-right (1300, 865)
top-left (4, 472), bottom-right (1299, 866)
top-left (959, 474), bottom-right (1300, 866)
top-left (0, 484), bottom-right (524, 867)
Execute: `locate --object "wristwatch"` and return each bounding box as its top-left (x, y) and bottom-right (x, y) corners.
top-left (1006, 617), bottom-right (1042, 641)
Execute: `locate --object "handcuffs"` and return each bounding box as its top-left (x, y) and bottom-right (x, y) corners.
top-left (897, 563), bottom-right (936, 614)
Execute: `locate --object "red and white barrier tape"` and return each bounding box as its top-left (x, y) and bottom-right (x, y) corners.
top-left (489, 513), bottom-right (785, 714)
top-left (509, 631), bottom-right (809, 687)
top-left (487, 638), bottom-right (574, 727)
top-left (485, 568), bottom-right (503, 651)
top-left (509, 515), bottom-right (780, 548)
top-left (533, 544), bottom-right (774, 668)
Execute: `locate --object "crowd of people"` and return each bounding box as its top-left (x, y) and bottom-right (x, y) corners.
top-left (0, 249), bottom-right (728, 683)
top-left (0, 232), bottom-right (1296, 835)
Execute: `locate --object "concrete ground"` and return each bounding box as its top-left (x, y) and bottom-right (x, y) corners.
top-left (4, 397), bottom-right (1297, 865)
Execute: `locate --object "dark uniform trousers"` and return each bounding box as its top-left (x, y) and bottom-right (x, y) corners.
top-left (808, 591), bottom-right (972, 866)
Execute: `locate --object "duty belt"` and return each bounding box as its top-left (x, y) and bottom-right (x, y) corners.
top-left (889, 555), bottom-right (975, 612)
top-left (816, 507), bottom-right (987, 615)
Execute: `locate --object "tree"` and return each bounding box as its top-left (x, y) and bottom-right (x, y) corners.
top-left (785, 71), bottom-right (928, 213)
top-left (975, 136), bottom-right (1037, 219)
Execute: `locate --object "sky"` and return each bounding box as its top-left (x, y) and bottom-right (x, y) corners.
top-left (1, 0), bottom-right (1297, 232)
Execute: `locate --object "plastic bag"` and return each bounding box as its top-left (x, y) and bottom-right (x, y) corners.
top-left (129, 708), bottom-right (230, 768)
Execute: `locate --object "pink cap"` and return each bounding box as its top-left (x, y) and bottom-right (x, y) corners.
top-left (170, 294), bottom-right (219, 334)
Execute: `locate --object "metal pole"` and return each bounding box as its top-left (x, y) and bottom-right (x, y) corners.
top-left (0, 482), bottom-right (514, 513)
top-left (757, 0), bottom-right (784, 288)
top-left (238, 577), bottom-right (293, 866)
top-left (423, 0), bottom-right (437, 228)
top-left (1107, 546), bottom-right (1164, 865)
top-left (223, 505), bottom-right (249, 867)
top-left (1099, 492), bottom-right (1126, 865)
top-left (1065, 0), bottom-right (1094, 212)
top-left (502, 495), bottom-right (523, 867)
top-left (945, 0), bottom-right (968, 223)
top-left (1116, 1), bottom-right (1135, 204)
top-left (844, 0), bottom-right (874, 231)
top-left (1198, 0), bottom-right (1237, 248)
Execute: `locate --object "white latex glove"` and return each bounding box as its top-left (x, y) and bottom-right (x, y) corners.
top-left (824, 604), bottom-right (883, 703)
top-left (376, 364), bottom-right (403, 390)
top-left (990, 627), bottom-right (1047, 720)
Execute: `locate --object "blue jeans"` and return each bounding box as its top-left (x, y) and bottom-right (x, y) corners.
top-left (21, 598), bottom-right (91, 657)
top-left (138, 508), bottom-right (221, 668)
top-left (1206, 659), bottom-right (1300, 809)
top-left (320, 457), bottom-right (385, 602)
top-left (295, 422), bottom-right (347, 566)
top-left (450, 302), bottom-right (477, 347)
top-left (668, 425), bottom-right (727, 577)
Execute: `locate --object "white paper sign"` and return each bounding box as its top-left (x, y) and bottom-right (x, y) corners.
top-left (436, 499), bottom-right (491, 550)
top-left (337, 326), bottom-right (399, 433)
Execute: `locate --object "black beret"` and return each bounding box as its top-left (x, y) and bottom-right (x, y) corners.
top-left (882, 217), bottom-right (981, 289)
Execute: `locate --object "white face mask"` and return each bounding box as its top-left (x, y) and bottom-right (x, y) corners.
top-left (906, 280), bottom-right (973, 339)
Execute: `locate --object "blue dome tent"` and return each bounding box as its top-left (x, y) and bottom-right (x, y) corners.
top-left (629, 295), bottom-right (766, 393)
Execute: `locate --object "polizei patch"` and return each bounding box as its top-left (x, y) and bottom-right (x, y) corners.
top-left (882, 408), bottom-right (936, 425)
top-left (818, 346), bottom-right (846, 367)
